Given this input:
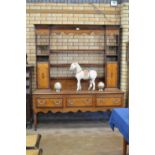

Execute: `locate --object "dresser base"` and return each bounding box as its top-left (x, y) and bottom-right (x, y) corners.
top-left (33, 89), bottom-right (124, 130)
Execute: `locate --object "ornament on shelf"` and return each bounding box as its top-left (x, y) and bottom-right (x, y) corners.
top-left (54, 82), bottom-right (62, 92)
top-left (98, 82), bottom-right (105, 91)
top-left (70, 62), bottom-right (97, 91)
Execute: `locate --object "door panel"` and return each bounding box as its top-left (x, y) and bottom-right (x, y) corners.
top-left (37, 62), bottom-right (49, 89)
top-left (106, 62), bottom-right (118, 88)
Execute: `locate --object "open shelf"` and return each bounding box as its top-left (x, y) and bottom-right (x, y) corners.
top-left (50, 49), bottom-right (104, 53)
top-left (50, 77), bottom-right (104, 80)
top-left (37, 54), bottom-right (49, 56)
top-left (51, 77), bottom-right (74, 80)
top-left (36, 44), bottom-right (49, 46)
top-left (50, 63), bottom-right (104, 67)
top-left (106, 54), bottom-right (118, 56)
top-left (107, 45), bottom-right (119, 47)
top-left (50, 49), bottom-right (104, 51)
top-left (35, 25), bottom-right (121, 90)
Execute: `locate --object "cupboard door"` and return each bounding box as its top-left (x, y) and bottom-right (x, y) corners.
top-left (37, 62), bottom-right (49, 89)
top-left (106, 62), bottom-right (118, 88)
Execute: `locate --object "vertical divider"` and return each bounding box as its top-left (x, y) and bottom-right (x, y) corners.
top-left (104, 25), bottom-right (107, 88)
top-left (48, 25), bottom-right (51, 89)
top-left (35, 25), bottom-right (38, 89)
top-left (118, 27), bottom-right (122, 89)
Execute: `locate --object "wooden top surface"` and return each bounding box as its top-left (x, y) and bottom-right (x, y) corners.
top-left (33, 88), bottom-right (124, 95)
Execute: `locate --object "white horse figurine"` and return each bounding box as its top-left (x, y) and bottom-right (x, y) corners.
top-left (70, 62), bottom-right (97, 91)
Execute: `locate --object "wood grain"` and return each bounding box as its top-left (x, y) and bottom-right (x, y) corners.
top-left (36, 98), bottom-right (63, 108)
top-left (66, 96), bottom-right (93, 107)
top-left (37, 62), bottom-right (50, 89)
top-left (105, 62), bottom-right (118, 88)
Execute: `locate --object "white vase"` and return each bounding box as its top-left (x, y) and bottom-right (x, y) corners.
top-left (98, 82), bottom-right (105, 91)
top-left (54, 82), bottom-right (62, 92)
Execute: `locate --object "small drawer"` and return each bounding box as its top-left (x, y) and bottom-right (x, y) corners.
top-left (67, 96), bottom-right (93, 107)
top-left (96, 97), bottom-right (122, 107)
top-left (36, 98), bottom-right (63, 108)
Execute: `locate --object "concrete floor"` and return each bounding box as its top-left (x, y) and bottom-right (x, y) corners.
top-left (27, 120), bottom-right (128, 155)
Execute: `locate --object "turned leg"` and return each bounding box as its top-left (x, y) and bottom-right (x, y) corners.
top-left (123, 138), bottom-right (127, 155)
top-left (34, 113), bottom-right (37, 131)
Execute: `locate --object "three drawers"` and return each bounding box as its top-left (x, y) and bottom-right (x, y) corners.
top-left (36, 98), bottom-right (63, 108)
top-left (35, 95), bottom-right (123, 108)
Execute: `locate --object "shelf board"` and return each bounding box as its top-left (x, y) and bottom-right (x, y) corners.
top-left (50, 77), bottom-right (75, 80)
top-left (36, 44), bottom-right (49, 46)
top-left (37, 54), bottom-right (49, 56)
top-left (106, 61), bottom-right (118, 63)
top-left (50, 77), bottom-right (104, 80)
top-left (50, 49), bottom-right (104, 53)
top-left (50, 49), bottom-right (104, 51)
top-left (106, 54), bottom-right (118, 57)
top-left (50, 63), bottom-right (104, 67)
top-left (107, 45), bottom-right (119, 47)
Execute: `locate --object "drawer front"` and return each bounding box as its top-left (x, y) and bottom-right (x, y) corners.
top-left (67, 96), bottom-right (93, 107)
top-left (96, 97), bottom-right (122, 107)
top-left (36, 98), bottom-right (63, 108)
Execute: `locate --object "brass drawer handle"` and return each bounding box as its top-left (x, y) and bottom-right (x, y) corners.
top-left (38, 100), bottom-right (45, 104)
top-left (68, 100), bottom-right (73, 105)
top-left (113, 99), bottom-right (119, 104)
top-left (54, 101), bottom-right (61, 105)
